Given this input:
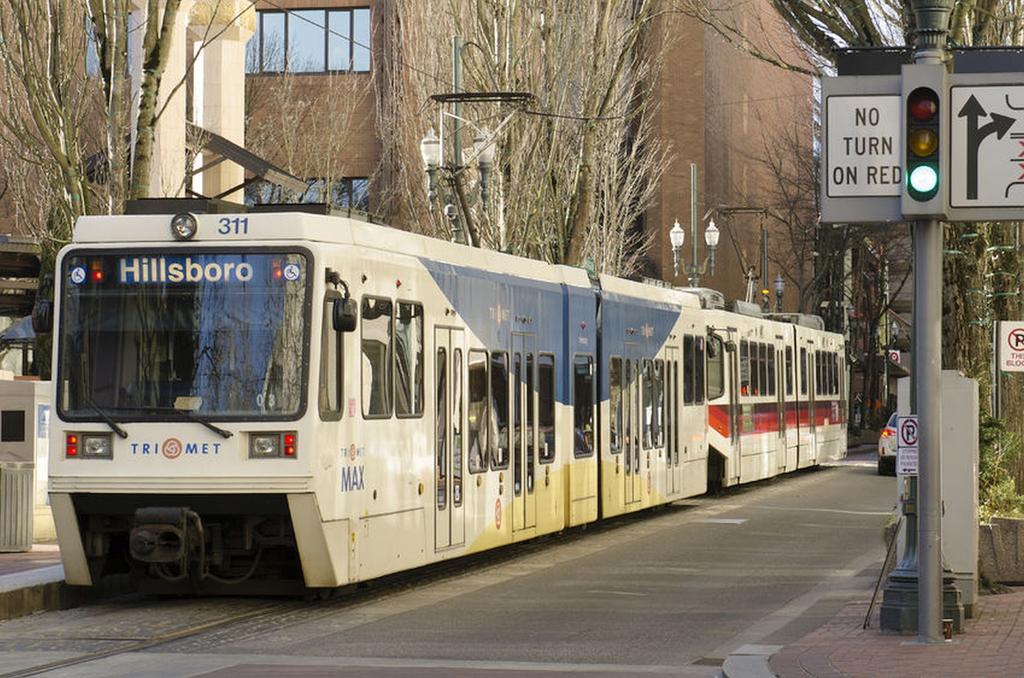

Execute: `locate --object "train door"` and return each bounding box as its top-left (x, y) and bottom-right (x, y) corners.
top-left (664, 347), bottom-right (680, 496)
top-left (512, 333), bottom-right (537, 532)
top-left (434, 327), bottom-right (466, 550)
top-left (624, 347), bottom-right (643, 505)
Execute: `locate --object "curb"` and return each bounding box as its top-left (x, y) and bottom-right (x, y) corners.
top-left (0, 567), bottom-right (134, 621)
top-left (721, 644), bottom-right (781, 678)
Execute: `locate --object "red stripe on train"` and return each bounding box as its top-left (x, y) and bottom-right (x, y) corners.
top-left (708, 400), bottom-right (845, 437)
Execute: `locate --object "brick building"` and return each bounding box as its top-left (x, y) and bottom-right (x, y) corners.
top-left (242, 1), bottom-right (815, 309)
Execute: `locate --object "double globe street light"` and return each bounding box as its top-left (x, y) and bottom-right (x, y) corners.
top-left (419, 126), bottom-right (496, 245)
top-left (669, 217), bottom-right (720, 287)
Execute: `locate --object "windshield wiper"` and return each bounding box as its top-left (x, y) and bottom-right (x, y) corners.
top-left (83, 394), bottom-right (129, 439)
top-left (110, 406), bottom-right (234, 439)
top-left (170, 408), bottom-right (233, 440)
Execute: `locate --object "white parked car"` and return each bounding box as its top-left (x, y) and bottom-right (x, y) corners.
top-left (877, 412), bottom-right (898, 475)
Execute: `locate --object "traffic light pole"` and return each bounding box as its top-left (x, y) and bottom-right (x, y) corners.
top-left (911, 0), bottom-right (952, 644)
top-left (914, 218), bottom-right (943, 643)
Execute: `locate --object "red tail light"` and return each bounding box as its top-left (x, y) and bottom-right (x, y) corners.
top-left (66, 433), bottom-right (78, 457)
top-left (283, 433), bottom-right (296, 457)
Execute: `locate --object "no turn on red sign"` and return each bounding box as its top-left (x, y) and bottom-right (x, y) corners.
top-left (999, 321), bottom-right (1024, 372)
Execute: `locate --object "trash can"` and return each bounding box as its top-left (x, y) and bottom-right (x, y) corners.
top-left (0, 462), bottom-right (34, 552)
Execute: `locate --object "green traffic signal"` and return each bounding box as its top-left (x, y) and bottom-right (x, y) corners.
top-left (908, 164), bottom-right (938, 196)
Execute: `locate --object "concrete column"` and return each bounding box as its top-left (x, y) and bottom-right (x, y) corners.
top-left (128, 0), bottom-right (194, 198)
top-left (200, 25), bottom-right (253, 201)
top-left (191, 1), bottom-right (256, 203)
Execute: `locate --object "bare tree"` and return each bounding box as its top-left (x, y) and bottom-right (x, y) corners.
top-left (376, 0), bottom-right (671, 276)
top-left (244, 35), bottom-right (374, 204)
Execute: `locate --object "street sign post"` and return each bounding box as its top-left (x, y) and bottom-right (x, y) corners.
top-left (897, 415), bottom-right (920, 476)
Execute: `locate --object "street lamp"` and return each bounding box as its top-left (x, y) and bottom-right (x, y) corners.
top-left (774, 273), bottom-right (785, 311)
top-left (670, 220), bottom-right (685, 277)
top-left (473, 127), bottom-right (495, 207)
top-left (669, 217), bottom-right (719, 287)
top-left (419, 128), bottom-right (441, 201)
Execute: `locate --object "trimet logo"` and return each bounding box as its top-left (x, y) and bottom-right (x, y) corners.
top-left (119, 256), bottom-right (254, 284)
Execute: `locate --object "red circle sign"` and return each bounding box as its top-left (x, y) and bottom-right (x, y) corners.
top-left (1009, 328), bottom-right (1024, 352)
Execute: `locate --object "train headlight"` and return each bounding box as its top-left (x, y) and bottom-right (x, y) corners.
top-left (81, 433), bottom-right (113, 459)
top-left (249, 432), bottom-right (297, 459)
top-left (170, 213), bottom-right (198, 240)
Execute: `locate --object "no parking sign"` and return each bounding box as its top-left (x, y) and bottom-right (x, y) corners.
top-left (999, 321), bottom-right (1024, 372)
top-left (897, 415), bottom-right (918, 476)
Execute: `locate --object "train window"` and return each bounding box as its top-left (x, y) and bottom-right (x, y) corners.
top-left (767, 347), bottom-right (776, 397)
top-left (816, 350), bottom-right (824, 395)
top-left (361, 296), bottom-right (393, 417)
top-left (394, 301), bottom-right (424, 417)
top-left (834, 354), bottom-right (841, 395)
top-left (526, 354), bottom-right (535, 493)
top-left (573, 355), bottom-right (594, 458)
top-left (739, 340), bottom-right (749, 397)
top-left (694, 337), bottom-right (705, 405)
top-left (653, 359), bottom-right (664, 447)
top-left (749, 342), bottom-right (757, 395)
top-left (452, 349), bottom-right (464, 506)
top-left (684, 336), bottom-right (695, 404)
top-left (435, 347), bottom-right (447, 510)
top-left (707, 336), bottom-right (725, 400)
top-left (800, 347), bottom-right (808, 395)
top-left (513, 354), bottom-right (522, 496)
top-left (664, 360), bottom-right (673, 458)
top-left (318, 295), bottom-right (343, 420)
top-left (609, 357), bottom-right (622, 453)
top-left (642, 359), bottom-right (653, 449)
top-left (490, 352), bottom-right (510, 470)
top-left (539, 354), bottom-right (556, 463)
top-left (626, 364), bottom-right (634, 471)
top-left (624, 359), bottom-right (633, 466)
top-left (467, 350), bottom-right (488, 473)
top-left (785, 347), bottom-right (793, 396)
top-left (758, 344), bottom-right (768, 397)
top-left (672, 360), bottom-right (681, 457)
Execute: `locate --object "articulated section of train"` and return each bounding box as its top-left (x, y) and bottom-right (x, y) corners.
top-left (44, 207), bottom-right (846, 593)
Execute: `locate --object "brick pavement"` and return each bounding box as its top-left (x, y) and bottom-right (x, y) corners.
top-left (770, 588), bottom-right (1024, 677)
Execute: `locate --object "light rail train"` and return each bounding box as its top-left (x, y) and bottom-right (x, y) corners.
top-left (40, 204), bottom-right (846, 593)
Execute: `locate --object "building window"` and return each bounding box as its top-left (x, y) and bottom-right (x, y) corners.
top-left (245, 178), bottom-right (370, 211)
top-left (248, 8), bottom-right (371, 74)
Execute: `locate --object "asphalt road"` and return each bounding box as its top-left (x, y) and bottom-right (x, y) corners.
top-left (0, 450), bottom-right (894, 677)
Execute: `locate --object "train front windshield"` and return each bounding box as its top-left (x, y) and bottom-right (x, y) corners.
top-left (57, 250), bottom-right (311, 421)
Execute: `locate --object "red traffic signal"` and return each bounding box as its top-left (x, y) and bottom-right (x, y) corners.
top-left (908, 88), bottom-right (938, 122)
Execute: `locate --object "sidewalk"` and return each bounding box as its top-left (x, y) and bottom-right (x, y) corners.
top-left (0, 543), bottom-right (66, 620)
top-left (768, 588), bottom-right (1024, 677)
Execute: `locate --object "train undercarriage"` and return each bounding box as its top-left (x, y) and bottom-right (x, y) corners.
top-left (71, 493), bottom-right (306, 595)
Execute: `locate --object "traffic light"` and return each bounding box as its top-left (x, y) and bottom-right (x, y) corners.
top-left (901, 63), bottom-right (948, 219)
top-left (906, 88), bottom-right (939, 200)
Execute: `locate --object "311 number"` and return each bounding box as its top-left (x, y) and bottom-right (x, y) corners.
top-left (218, 217), bottom-right (249, 235)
